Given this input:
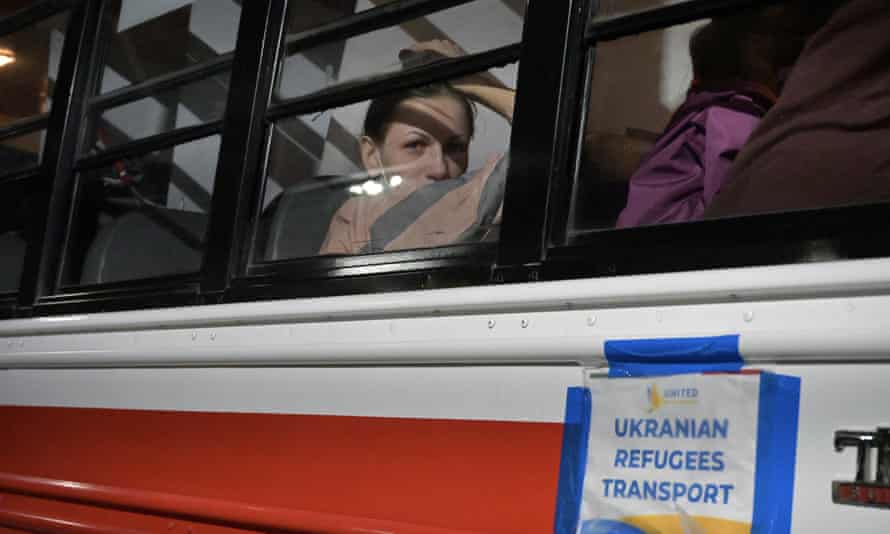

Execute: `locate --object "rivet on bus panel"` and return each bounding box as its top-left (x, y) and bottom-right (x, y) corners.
top-left (744, 311), bottom-right (755, 323)
top-left (587, 315), bottom-right (597, 326)
top-left (488, 319), bottom-right (496, 329)
top-left (521, 319), bottom-right (529, 328)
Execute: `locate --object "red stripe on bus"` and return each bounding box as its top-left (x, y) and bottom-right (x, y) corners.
top-left (0, 475), bottom-right (477, 534)
top-left (0, 490), bottom-right (264, 533)
top-left (0, 406), bottom-right (564, 533)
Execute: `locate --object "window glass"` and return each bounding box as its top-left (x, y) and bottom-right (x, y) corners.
top-left (97, 0), bottom-right (241, 92)
top-left (591, 0), bottom-right (691, 22)
top-left (276, 0), bottom-right (525, 100)
top-left (0, 10), bottom-right (69, 128)
top-left (87, 71), bottom-right (230, 152)
top-left (284, 0), bottom-right (398, 35)
top-left (0, 178), bottom-right (30, 294)
top-left (353, 1), bottom-right (397, 13)
top-left (255, 67), bottom-right (516, 261)
top-left (568, 2), bottom-right (872, 241)
top-left (571, 21), bottom-right (702, 236)
top-left (63, 136), bottom-right (220, 286)
top-left (0, 129), bottom-right (44, 175)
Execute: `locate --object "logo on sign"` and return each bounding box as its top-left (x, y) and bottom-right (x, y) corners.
top-left (646, 383), bottom-right (699, 413)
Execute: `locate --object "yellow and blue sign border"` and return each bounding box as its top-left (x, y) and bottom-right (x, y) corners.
top-left (554, 335), bottom-right (801, 534)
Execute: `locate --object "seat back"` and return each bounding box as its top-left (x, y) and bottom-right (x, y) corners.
top-left (80, 209), bottom-right (207, 285)
top-left (264, 178), bottom-right (352, 261)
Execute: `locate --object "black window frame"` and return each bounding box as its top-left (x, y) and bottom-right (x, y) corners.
top-left (0, 0), bottom-right (79, 318)
top-left (0, 0), bottom-right (885, 319)
top-left (27, 0), bottom-right (241, 315)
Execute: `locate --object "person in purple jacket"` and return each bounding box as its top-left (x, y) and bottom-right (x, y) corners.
top-left (615, 9), bottom-right (809, 228)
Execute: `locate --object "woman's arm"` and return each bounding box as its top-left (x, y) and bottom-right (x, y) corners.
top-left (451, 82), bottom-right (515, 122)
top-left (403, 39), bottom-right (516, 122)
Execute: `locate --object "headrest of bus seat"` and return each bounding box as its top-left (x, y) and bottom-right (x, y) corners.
top-left (264, 177), bottom-right (352, 261)
top-left (0, 231), bottom-right (26, 293)
top-left (80, 209), bottom-right (207, 285)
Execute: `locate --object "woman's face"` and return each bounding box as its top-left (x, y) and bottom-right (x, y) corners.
top-left (361, 94), bottom-right (471, 184)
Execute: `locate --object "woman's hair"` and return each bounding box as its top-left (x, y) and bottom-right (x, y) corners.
top-left (363, 83), bottom-right (476, 142)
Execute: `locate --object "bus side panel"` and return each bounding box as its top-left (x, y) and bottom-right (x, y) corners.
top-left (784, 363), bottom-right (890, 533)
top-left (0, 366), bottom-right (578, 533)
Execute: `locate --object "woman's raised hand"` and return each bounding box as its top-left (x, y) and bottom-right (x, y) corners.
top-left (399, 39), bottom-right (515, 122)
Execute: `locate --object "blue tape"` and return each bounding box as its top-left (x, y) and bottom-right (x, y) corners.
top-left (752, 373), bottom-right (801, 534)
top-left (604, 335), bottom-right (743, 377)
top-left (554, 387), bottom-right (592, 534)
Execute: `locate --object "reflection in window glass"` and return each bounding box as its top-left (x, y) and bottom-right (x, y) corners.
top-left (64, 136), bottom-right (220, 285)
top-left (0, 10), bottom-right (69, 128)
top-left (284, 0), bottom-right (397, 35)
top-left (88, 71), bottom-right (230, 152)
top-left (570, 3), bottom-right (857, 239)
top-left (0, 129), bottom-right (44, 175)
top-left (592, 0), bottom-right (691, 22)
top-left (0, 179), bottom-right (30, 294)
top-left (97, 0), bottom-right (241, 92)
top-left (276, 0), bottom-right (525, 100)
top-left (256, 68), bottom-right (517, 261)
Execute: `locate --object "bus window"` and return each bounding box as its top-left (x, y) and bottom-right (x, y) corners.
top-left (253, 0), bottom-right (522, 262)
top-left (568, 1), bottom-right (876, 240)
top-left (571, 19), bottom-right (705, 234)
top-left (88, 71), bottom-right (231, 152)
top-left (95, 0), bottom-right (240, 92)
top-left (276, 0), bottom-right (525, 100)
top-left (258, 72), bottom-right (515, 260)
top-left (0, 9), bottom-right (68, 128)
top-left (84, 1), bottom-right (241, 154)
top-left (0, 5), bottom-right (68, 300)
top-left (62, 135), bottom-right (219, 286)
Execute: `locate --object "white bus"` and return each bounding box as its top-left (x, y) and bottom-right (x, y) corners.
top-left (1, 0), bottom-right (888, 532)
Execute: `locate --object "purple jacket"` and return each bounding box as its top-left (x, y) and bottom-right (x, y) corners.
top-left (616, 83), bottom-right (774, 228)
